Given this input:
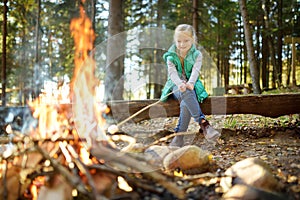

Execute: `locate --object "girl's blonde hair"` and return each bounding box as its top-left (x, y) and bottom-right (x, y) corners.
top-left (174, 24), bottom-right (197, 44)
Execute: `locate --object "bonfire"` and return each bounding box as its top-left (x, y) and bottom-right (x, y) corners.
top-left (0, 1), bottom-right (294, 200)
top-left (0, 1), bottom-right (185, 199)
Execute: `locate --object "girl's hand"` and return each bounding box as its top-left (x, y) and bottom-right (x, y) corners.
top-left (186, 82), bottom-right (194, 90)
top-left (179, 82), bottom-right (186, 92)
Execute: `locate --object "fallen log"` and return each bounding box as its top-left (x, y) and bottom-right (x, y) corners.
top-left (0, 94), bottom-right (299, 130)
top-left (108, 93), bottom-right (300, 122)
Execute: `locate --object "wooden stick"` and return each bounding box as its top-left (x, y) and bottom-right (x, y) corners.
top-left (66, 144), bottom-right (103, 200)
top-left (142, 131), bottom-right (197, 150)
top-left (34, 144), bottom-right (95, 198)
top-left (0, 135), bottom-right (86, 144)
top-left (116, 89), bottom-right (178, 127)
top-left (91, 143), bottom-right (185, 199)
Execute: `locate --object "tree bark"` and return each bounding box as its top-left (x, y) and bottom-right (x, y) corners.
top-left (108, 93), bottom-right (300, 122)
top-left (105, 0), bottom-right (125, 101)
top-left (1, 0), bottom-right (8, 106)
top-left (262, 0), bottom-right (280, 89)
top-left (261, 23), bottom-right (269, 90)
top-left (192, 0), bottom-right (199, 39)
top-left (153, 0), bottom-right (164, 98)
top-left (239, 0), bottom-right (261, 94)
top-left (277, 0), bottom-right (283, 85)
top-left (33, 0), bottom-right (41, 99)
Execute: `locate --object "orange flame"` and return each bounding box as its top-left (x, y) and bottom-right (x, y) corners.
top-left (70, 3), bottom-right (95, 93)
top-left (24, 1), bottom-right (110, 198)
top-left (70, 2), bottom-right (109, 146)
top-left (27, 1), bottom-right (108, 143)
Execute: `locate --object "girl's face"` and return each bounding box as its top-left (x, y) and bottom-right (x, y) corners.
top-left (174, 31), bottom-right (193, 56)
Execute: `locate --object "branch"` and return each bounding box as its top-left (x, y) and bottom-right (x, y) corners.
top-left (34, 144), bottom-right (95, 199)
top-left (91, 143), bottom-right (185, 199)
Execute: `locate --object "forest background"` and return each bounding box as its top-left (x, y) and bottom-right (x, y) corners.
top-left (0, 0), bottom-right (300, 106)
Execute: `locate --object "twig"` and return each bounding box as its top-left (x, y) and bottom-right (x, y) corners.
top-left (89, 163), bottom-right (165, 196)
top-left (66, 144), bottom-right (104, 200)
top-left (34, 143), bottom-right (95, 199)
top-left (181, 172), bottom-right (220, 181)
top-left (0, 135), bottom-right (86, 144)
top-left (116, 89), bottom-right (179, 127)
top-left (142, 131), bottom-right (197, 150)
top-left (91, 143), bottom-right (185, 199)
top-left (110, 134), bottom-right (136, 152)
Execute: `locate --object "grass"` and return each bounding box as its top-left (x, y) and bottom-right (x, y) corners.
top-left (219, 114), bottom-right (299, 129)
top-left (220, 86), bottom-right (300, 129)
top-left (262, 86), bottom-right (300, 94)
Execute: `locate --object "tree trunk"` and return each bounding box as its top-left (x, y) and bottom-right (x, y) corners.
top-left (277, 0), bottom-right (283, 85)
top-left (105, 0), bottom-right (125, 101)
top-left (238, 15), bottom-right (243, 84)
top-left (224, 53), bottom-right (230, 86)
top-left (33, 0), bottom-right (41, 99)
top-left (286, 45), bottom-right (291, 86)
top-left (153, 0), bottom-right (164, 98)
top-left (192, 0), bottom-right (199, 39)
top-left (262, 0), bottom-right (280, 89)
top-left (261, 33), bottom-right (268, 90)
top-left (1, 0), bottom-right (8, 106)
top-left (261, 10), bottom-right (268, 90)
top-left (239, 0), bottom-right (261, 94)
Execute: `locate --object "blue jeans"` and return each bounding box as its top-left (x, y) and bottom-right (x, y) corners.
top-left (173, 86), bottom-right (205, 132)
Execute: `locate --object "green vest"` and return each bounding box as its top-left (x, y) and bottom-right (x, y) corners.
top-left (160, 44), bottom-right (208, 103)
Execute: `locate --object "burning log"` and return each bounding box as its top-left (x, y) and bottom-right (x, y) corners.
top-left (91, 143), bottom-right (185, 199)
top-left (0, 2), bottom-right (189, 199)
top-left (0, 129), bottom-right (188, 199)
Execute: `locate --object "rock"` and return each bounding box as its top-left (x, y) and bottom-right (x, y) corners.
top-left (222, 184), bottom-right (286, 200)
top-left (220, 157), bottom-right (285, 196)
top-left (163, 145), bottom-right (212, 172)
top-left (144, 145), bottom-right (179, 167)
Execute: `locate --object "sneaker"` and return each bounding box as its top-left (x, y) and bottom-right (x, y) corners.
top-left (200, 120), bottom-right (221, 142)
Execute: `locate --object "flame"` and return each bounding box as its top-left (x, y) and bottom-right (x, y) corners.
top-left (27, 1), bottom-right (108, 144)
top-left (70, 2), bottom-right (109, 146)
top-left (22, 1), bottom-right (111, 198)
top-left (117, 176), bottom-right (133, 192)
top-left (28, 99), bottom-right (71, 139)
top-left (174, 170), bottom-right (184, 177)
top-left (69, 2), bottom-right (95, 92)
top-left (79, 143), bottom-right (92, 165)
top-left (29, 176), bottom-right (45, 200)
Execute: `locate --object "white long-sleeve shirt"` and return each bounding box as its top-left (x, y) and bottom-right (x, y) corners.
top-left (167, 54), bottom-right (202, 87)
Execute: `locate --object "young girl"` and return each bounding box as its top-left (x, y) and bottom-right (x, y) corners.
top-left (160, 24), bottom-right (220, 147)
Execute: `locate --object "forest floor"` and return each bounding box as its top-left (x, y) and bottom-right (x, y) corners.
top-left (119, 114), bottom-right (300, 200)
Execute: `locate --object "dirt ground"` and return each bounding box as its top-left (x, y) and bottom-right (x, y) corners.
top-left (119, 114), bottom-right (300, 200)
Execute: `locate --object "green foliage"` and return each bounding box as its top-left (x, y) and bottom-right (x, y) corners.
top-left (1, 0), bottom-right (299, 104)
